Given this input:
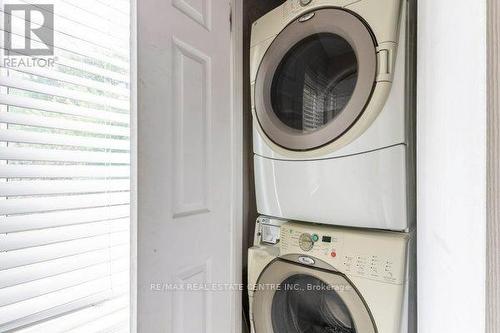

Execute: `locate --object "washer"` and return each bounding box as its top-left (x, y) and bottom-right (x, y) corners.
top-left (248, 217), bottom-right (415, 333)
top-left (250, 0), bottom-right (416, 230)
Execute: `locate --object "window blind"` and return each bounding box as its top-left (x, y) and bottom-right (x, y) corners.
top-left (0, 0), bottom-right (131, 332)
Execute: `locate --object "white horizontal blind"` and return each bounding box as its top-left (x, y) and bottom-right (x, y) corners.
top-left (0, 0), bottom-right (131, 332)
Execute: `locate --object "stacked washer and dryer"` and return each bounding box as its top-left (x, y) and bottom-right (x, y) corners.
top-left (248, 0), bottom-right (416, 332)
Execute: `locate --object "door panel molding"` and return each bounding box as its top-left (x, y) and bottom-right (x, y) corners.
top-left (173, 260), bottom-right (212, 332)
top-left (173, 0), bottom-right (212, 31)
top-left (487, 0), bottom-right (500, 331)
top-left (172, 37), bottom-right (212, 219)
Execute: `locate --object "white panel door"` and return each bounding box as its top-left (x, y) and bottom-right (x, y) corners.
top-left (136, 0), bottom-right (237, 332)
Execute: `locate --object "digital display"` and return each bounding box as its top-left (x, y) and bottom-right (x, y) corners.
top-left (322, 236), bottom-right (332, 243)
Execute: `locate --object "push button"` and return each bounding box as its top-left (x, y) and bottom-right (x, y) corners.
top-left (298, 256), bottom-right (315, 265)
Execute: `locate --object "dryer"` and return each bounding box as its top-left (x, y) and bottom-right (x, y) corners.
top-left (250, 0), bottom-right (416, 230)
top-left (248, 217), bottom-right (415, 333)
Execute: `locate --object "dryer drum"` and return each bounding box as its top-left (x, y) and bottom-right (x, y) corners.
top-left (271, 274), bottom-right (355, 333)
top-left (271, 33), bottom-right (358, 134)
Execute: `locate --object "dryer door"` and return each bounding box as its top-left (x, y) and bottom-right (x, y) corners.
top-left (254, 8), bottom-right (377, 151)
top-left (252, 259), bottom-right (376, 333)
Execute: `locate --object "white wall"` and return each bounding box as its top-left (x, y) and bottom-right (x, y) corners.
top-left (417, 0), bottom-right (487, 331)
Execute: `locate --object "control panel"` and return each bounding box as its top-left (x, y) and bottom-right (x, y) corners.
top-left (280, 222), bottom-right (409, 285)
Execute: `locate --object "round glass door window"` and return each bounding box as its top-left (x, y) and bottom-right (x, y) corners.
top-left (254, 8), bottom-right (376, 151)
top-left (271, 274), bottom-right (356, 333)
top-left (271, 33), bottom-right (358, 133)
